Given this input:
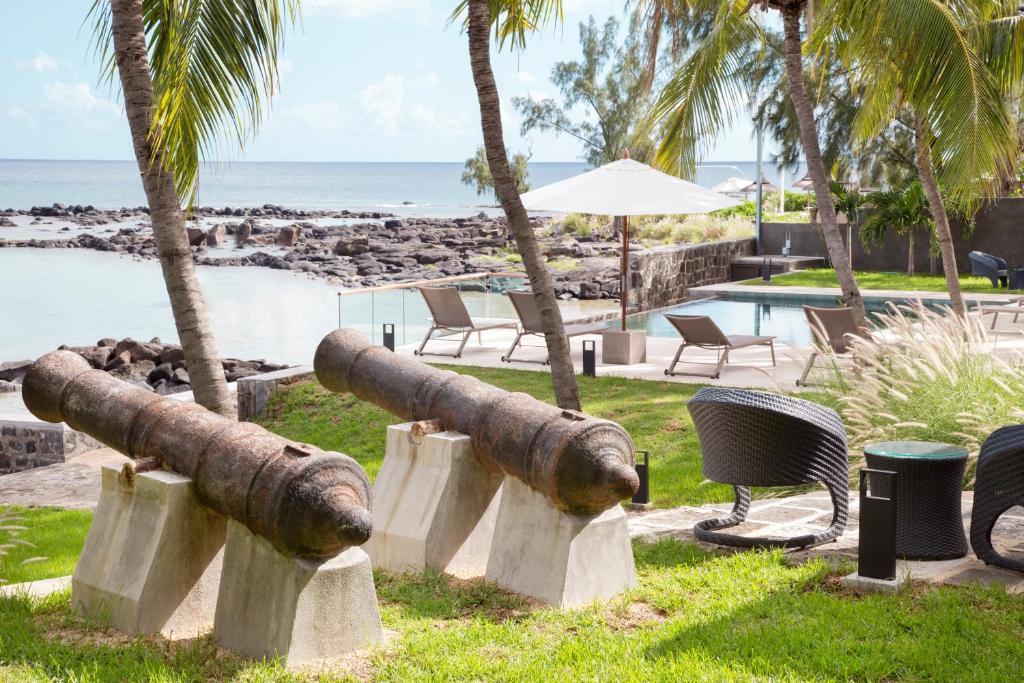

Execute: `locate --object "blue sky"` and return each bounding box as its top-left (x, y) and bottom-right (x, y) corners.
top-left (0, 0), bottom-right (765, 163)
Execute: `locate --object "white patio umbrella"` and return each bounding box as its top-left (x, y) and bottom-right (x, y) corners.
top-left (520, 157), bottom-right (740, 331)
top-left (711, 176), bottom-right (751, 194)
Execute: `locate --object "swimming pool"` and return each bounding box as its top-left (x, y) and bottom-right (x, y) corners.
top-left (618, 294), bottom-right (947, 346)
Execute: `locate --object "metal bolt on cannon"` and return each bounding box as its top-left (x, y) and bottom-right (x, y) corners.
top-left (22, 351), bottom-right (373, 560)
top-left (314, 328), bottom-right (639, 515)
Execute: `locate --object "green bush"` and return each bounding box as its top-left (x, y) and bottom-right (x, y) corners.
top-left (815, 303), bottom-right (1024, 483)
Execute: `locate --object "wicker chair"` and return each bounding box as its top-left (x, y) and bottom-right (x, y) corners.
top-left (687, 387), bottom-right (850, 549)
top-left (969, 251), bottom-right (1008, 288)
top-left (971, 425), bottom-right (1024, 573)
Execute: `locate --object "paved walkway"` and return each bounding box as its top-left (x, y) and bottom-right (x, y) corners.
top-left (4, 448), bottom-right (1022, 592)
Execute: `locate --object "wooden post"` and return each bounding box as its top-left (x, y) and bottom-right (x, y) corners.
top-left (621, 215), bottom-right (629, 331)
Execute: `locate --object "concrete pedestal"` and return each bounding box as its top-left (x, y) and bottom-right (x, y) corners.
top-left (72, 466), bottom-right (225, 638)
top-left (602, 329), bottom-right (647, 365)
top-left (485, 477), bottom-right (636, 608)
top-left (214, 520), bottom-right (383, 667)
top-left (365, 423), bottom-right (503, 576)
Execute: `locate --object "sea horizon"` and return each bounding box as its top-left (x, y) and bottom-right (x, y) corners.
top-left (0, 158), bottom-right (800, 216)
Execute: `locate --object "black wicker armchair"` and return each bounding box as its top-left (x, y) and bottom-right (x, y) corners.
top-left (687, 387), bottom-right (850, 549)
top-left (971, 425), bottom-right (1024, 573)
top-left (969, 251), bottom-right (1008, 288)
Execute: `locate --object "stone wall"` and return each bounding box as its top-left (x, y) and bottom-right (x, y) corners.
top-left (761, 197), bottom-right (1024, 273)
top-left (628, 238), bottom-right (757, 312)
top-left (237, 366), bottom-right (314, 422)
top-left (0, 417), bottom-right (102, 474)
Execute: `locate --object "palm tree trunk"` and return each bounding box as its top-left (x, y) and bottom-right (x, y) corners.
top-left (466, 0), bottom-right (581, 411)
top-left (913, 117), bottom-right (966, 316)
top-left (111, 0), bottom-right (235, 418)
top-left (781, 7), bottom-right (866, 325)
top-left (907, 231), bottom-right (914, 276)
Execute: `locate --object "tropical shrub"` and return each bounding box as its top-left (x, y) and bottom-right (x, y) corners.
top-left (817, 303), bottom-right (1024, 482)
top-left (0, 507), bottom-right (43, 584)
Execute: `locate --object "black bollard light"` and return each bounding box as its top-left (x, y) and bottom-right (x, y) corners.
top-left (858, 469), bottom-right (898, 580)
top-left (632, 450), bottom-right (650, 506)
top-left (582, 340), bottom-right (597, 377)
top-left (761, 257), bottom-right (773, 282)
top-left (382, 323), bottom-right (395, 352)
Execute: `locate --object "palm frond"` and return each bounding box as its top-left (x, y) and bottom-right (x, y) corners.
top-left (91, 0), bottom-right (299, 208)
top-left (646, 0), bottom-right (765, 176)
top-left (450, 0), bottom-right (562, 51)
top-left (815, 0), bottom-right (1016, 203)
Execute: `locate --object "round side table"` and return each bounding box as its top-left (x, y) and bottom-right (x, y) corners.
top-left (864, 441), bottom-right (969, 560)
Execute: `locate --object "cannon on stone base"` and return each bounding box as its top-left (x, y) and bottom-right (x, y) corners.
top-left (314, 329), bottom-right (638, 606)
top-left (22, 351), bottom-right (383, 663)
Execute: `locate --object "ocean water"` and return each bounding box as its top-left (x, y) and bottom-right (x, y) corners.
top-left (0, 159), bottom-right (798, 214)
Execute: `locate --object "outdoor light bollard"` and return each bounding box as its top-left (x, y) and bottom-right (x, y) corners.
top-left (858, 469), bottom-right (898, 581)
top-left (582, 339), bottom-right (597, 377)
top-left (315, 328), bottom-right (639, 607)
top-left (631, 451), bottom-right (650, 506)
top-left (761, 257), bottom-right (773, 282)
top-left (383, 323), bottom-right (396, 351)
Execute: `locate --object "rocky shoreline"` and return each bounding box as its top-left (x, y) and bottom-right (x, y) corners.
top-left (0, 204), bottom-right (623, 300)
top-left (0, 337), bottom-right (289, 398)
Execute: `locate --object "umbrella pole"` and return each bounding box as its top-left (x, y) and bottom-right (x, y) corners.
top-left (621, 215), bottom-right (628, 332)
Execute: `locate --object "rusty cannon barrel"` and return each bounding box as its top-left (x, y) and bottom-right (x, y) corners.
top-left (314, 329), bottom-right (638, 515)
top-left (22, 350), bottom-right (372, 560)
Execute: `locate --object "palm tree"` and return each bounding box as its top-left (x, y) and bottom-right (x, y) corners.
top-left (633, 0), bottom-right (868, 325)
top-left (813, 0), bottom-right (1023, 316)
top-left (860, 182), bottom-right (933, 276)
top-left (90, 0), bottom-right (297, 417)
top-left (830, 181), bottom-right (866, 265)
top-left (456, 0), bottom-right (582, 411)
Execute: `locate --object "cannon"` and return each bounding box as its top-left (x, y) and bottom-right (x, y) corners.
top-left (314, 329), bottom-right (638, 515)
top-left (22, 351), bottom-right (372, 560)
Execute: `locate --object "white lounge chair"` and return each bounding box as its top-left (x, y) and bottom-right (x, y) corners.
top-left (414, 286), bottom-right (517, 358)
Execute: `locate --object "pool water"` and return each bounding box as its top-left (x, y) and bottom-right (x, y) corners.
top-left (620, 295), bottom-right (945, 346)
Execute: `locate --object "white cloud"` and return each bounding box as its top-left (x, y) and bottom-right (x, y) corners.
top-left (304, 0), bottom-right (429, 18)
top-left (41, 82), bottom-right (120, 125)
top-left (357, 74), bottom-right (405, 134)
top-left (514, 71), bottom-right (538, 84)
top-left (278, 100), bottom-right (346, 133)
top-left (416, 71), bottom-right (439, 89)
top-left (6, 106), bottom-right (33, 123)
top-left (278, 58), bottom-right (294, 74)
top-left (16, 51), bottom-right (58, 73)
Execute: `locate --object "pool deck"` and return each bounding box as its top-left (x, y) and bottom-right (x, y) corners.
top-left (393, 287), bottom-right (1024, 391)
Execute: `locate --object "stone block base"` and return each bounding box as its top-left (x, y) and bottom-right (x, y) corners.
top-left (601, 330), bottom-right (647, 365)
top-left (72, 466), bottom-right (225, 638)
top-left (841, 572), bottom-right (903, 594)
top-left (214, 520), bottom-right (383, 667)
top-left (365, 424), bottom-right (503, 576)
top-left (485, 477), bottom-right (636, 608)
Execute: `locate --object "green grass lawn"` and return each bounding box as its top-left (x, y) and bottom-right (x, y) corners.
top-left (0, 507), bottom-right (92, 586)
top-left (256, 367), bottom-right (734, 509)
top-left (2, 538), bottom-right (1023, 682)
top-left (743, 268), bottom-right (1006, 294)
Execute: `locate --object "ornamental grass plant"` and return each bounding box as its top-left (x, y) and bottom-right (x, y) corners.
top-left (816, 302), bottom-right (1024, 483)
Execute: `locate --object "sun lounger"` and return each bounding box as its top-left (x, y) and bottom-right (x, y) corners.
top-left (414, 286), bottom-right (517, 358)
top-left (663, 314), bottom-right (775, 379)
top-left (501, 290), bottom-right (605, 364)
top-left (978, 297), bottom-right (1024, 329)
top-left (797, 305), bottom-right (867, 386)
